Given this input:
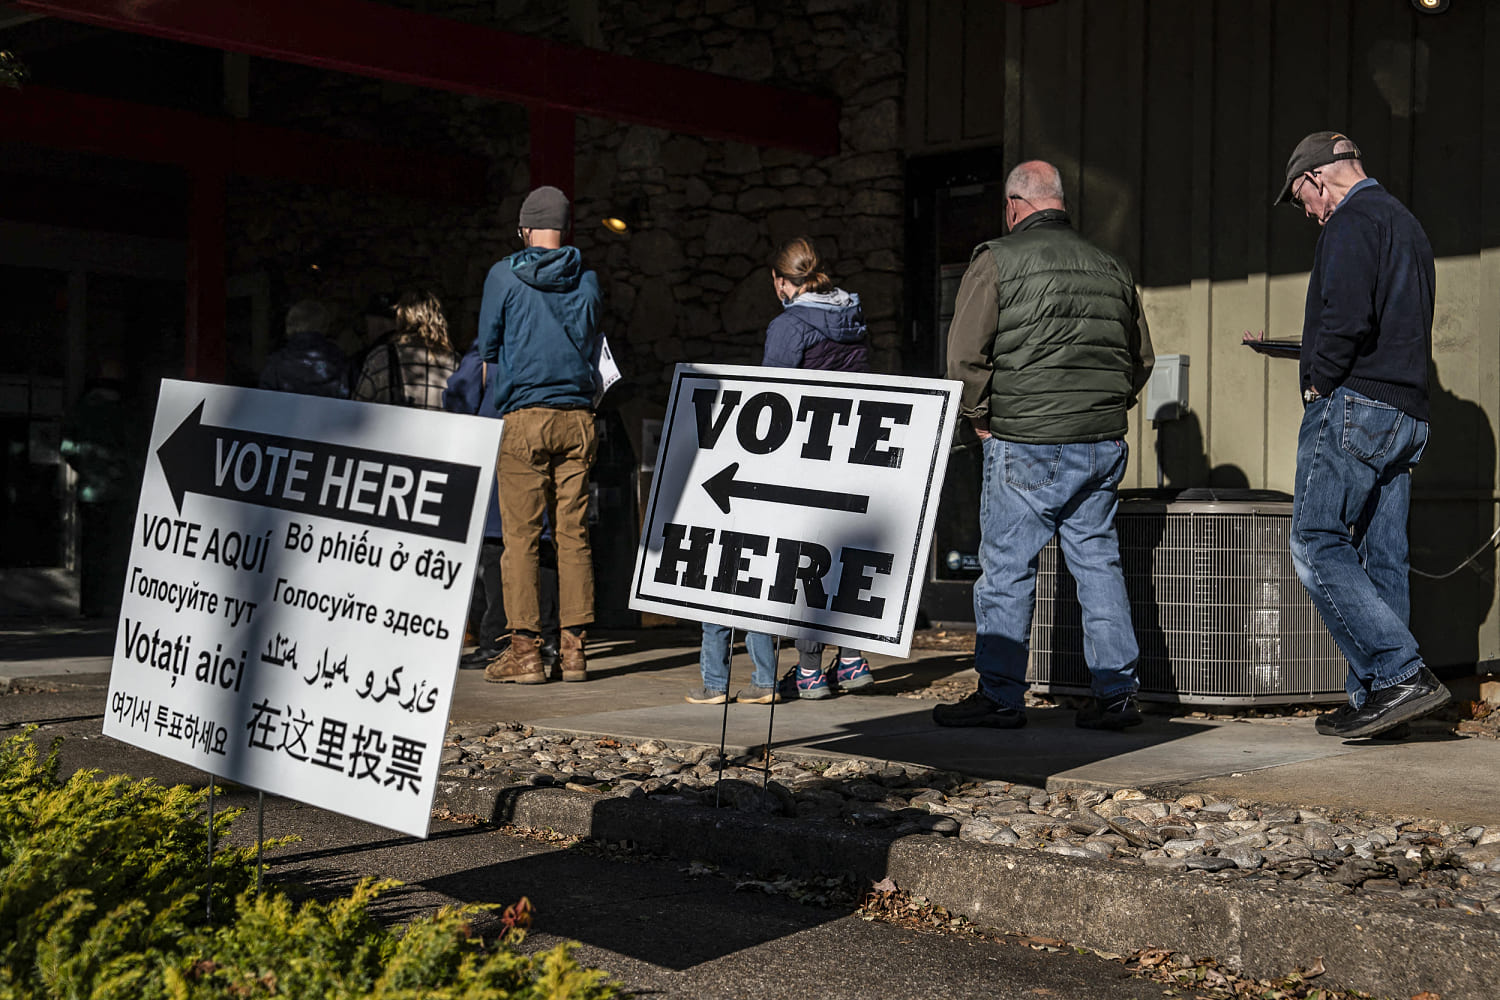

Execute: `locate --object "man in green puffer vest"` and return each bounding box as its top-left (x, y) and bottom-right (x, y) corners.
top-left (935, 159), bottom-right (1154, 733)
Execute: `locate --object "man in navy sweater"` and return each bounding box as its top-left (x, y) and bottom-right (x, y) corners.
top-left (1275, 131), bottom-right (1449, 738)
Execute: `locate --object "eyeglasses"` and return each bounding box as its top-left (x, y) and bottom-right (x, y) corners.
top-left (1291, 170), bottom-right (1319, 208)
top-left (1006, 193), bottom-right (1042, 217)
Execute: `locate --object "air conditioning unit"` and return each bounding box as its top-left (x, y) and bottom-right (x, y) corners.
top-left (1030, 489), bottom-right (1347, 705)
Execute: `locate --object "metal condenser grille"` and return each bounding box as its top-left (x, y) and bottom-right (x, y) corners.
top-left (1029, 499), bottom-right (1346, 705)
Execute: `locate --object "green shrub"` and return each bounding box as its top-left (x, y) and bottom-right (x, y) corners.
top-left (0, 733), bottom-right (621, 1000)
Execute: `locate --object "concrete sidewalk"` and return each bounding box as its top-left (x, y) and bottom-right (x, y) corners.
top-left (6, 617), bottom-right (1498, 828)
top-left (434, 626), bottom-right (1500, 829)
top-left (8, 618), bottom-right (1500, 999)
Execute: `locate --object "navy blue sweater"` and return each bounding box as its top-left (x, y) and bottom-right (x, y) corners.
top-left (1301, 181), bottom-right (1434, 420)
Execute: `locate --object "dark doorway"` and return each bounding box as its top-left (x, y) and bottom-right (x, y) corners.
top-left (0, 265), bottom-right (70, 570)
top-left (905, 149), bottom-right (1009, 624)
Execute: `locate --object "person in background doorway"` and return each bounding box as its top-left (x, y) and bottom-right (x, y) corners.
top-left (341, 291), bottom-right (398, 389)
top-left (352, 290), bottom-right (460, 410)
top-left (61, 358), bottom-right (147, 618)
top-left (1273, 131), bottom-right (1448, 738)
top-left (259, 299), bottom-right (348, 398)
top-left (360, 291), bottom-right (399, 351)
top-left (477, 186), bottom-right (602, 685)
top-left (936, 159), bottom-right (1153, 732)
top-left (443, 342), bottom-right (562, 672)
top-left (760, 236), bottom-right (876, 701)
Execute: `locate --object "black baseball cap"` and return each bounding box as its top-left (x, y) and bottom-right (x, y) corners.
top-left (1274, 131), bottom-right (1363, 205)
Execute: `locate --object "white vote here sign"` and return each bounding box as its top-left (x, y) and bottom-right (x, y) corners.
top-left (631, 364), bottom-right (961, 657)
top-left (103, 379), bottom-right (502, 839)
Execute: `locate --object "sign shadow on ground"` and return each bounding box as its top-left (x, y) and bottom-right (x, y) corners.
top-left (776, 706), bottom-right (1218, 788)
top-left (424, 818), bottom-right (856, 970)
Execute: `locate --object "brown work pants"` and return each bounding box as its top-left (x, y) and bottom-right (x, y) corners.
top-left (497, 406), bottom-right (597, 633)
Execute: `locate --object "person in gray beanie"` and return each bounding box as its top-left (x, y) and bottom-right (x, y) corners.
top-left (477, 185), bottom-right (603, 686)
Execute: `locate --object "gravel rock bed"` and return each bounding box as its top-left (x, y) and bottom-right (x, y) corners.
top-left (444, 721), bottom-right (1500, 915)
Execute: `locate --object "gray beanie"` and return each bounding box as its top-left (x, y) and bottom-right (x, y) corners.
top-left (519, 185), bottom-right (571, 231)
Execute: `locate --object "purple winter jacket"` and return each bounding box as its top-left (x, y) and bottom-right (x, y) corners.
top-left (761, 288), bottom-right (869, 373)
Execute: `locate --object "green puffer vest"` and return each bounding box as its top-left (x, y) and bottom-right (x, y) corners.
top-left (980, 211), bottom-right (1139, 444)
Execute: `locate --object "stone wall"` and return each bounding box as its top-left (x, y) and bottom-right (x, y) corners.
top-left (226, 0), bottom-right (906, 400)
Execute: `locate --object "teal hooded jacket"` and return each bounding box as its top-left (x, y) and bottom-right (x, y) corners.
top-left (477, 245), bottom-right (602, 415)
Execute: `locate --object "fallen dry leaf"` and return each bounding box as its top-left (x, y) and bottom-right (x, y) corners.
top-left (1017, 935), bottom-right (1069, 949)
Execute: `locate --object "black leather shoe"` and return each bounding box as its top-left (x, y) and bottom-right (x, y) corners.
top-left (1326, 668), bottom-right (1450, 739)
top-left (932, 689), bottom-right (1027, 729)
top-left (1317, 703), bottom-right (1411, 739)
top-left (1076, 694), bottom-right (1144, 730)
top-left (459, 645), bottom-right (501, 669)
top-left (1314, 702), bottom-right (1356, 735)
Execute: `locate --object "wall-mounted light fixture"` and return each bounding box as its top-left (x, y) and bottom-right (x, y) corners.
top-left (1412, 0), bottom-right (1450, 13)
top-left (601, 195), bottom-right (645, 235)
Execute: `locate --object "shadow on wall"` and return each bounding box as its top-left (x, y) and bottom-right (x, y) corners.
top-left (1149, 412), bottom-right (1250, 490)
top-left (1411, 361), bottom-right (1497, 670)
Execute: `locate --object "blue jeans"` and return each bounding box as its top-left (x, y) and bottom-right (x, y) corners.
top-left (973, 437), bottom-right (1140, 710)
top-left (700, 623), bottom-right (780, 691)
top-left (1290, 387), bottom-right (1428, 707)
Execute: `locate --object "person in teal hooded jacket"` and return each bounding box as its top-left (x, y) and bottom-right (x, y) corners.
top-left (476, 185), bottom-right (602, 687)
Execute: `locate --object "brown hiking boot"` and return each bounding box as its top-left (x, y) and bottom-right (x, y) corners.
top-left (560, 629), bottom-right (588, 682)
top-left (484, 635), bottom-right (547, 684)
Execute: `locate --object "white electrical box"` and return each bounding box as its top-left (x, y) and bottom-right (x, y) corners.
top-left (1144, 354), bottom-right (1189, 420)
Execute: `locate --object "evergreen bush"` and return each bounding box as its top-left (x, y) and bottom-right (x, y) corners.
top-left (0, 733), bottom-right (621, 1000)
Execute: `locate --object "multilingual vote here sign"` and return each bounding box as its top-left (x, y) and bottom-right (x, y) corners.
top-left (630, 365), bottom-right (962, 658)
top-left (103, 380), bottom-right (502, 838)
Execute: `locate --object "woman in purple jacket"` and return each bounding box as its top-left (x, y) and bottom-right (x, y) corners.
top-left (763, 237), bottom-right (870, 372)
top-left (767, 237), bottom-right (874, 699)
top-left (690, 238), bottom-right (876, 705)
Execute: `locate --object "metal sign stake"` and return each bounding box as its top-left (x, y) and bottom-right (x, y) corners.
top-left (255, 790), bottom-right (265, 893)
top-left (714, 629), bottom-right (733, 808)
top-left (760, 636), bottom-right (781, 804)
top-left (205, 775), bottom-right (215, 922)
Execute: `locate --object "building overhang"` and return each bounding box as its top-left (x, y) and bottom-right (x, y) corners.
top-left (11, 0), bottom-right (841, 156)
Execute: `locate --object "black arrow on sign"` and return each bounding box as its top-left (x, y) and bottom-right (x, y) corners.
top-left (701, 462), bottom-right (869, 515)
top-left (155, 399), bottom-right (479, 542)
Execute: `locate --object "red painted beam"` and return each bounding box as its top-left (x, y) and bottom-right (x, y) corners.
top-left (529, 108), bottom-right (575, 198)
top-left (12, 0), bottom-right (841, 156)
top-left (0, 85), bottom-right (488, 200)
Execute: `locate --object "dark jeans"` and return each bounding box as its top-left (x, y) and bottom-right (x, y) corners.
top-left (793, 638), bottom-right (861, 671)
top-left (80, 501), bottom-right (131, 618)
top-left (470, 539), bottom-right (560, 648)
top-left (1290, 387), bottom-right (1429, 707)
